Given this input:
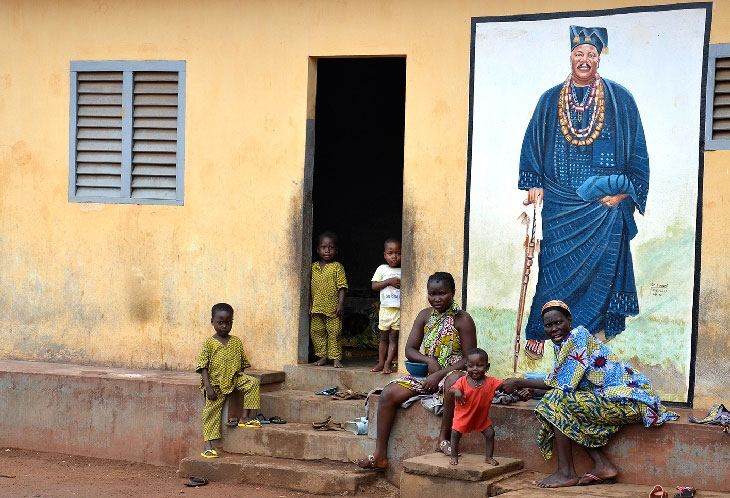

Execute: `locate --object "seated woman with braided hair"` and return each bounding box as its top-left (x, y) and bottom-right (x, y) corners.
top-left (500, 300), bottom-right (678, 488)
top-left (355, 271), bottom-right (477, 470)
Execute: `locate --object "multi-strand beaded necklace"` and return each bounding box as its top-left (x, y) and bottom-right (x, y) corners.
top-left (558, 73), bottom-right (605, 146)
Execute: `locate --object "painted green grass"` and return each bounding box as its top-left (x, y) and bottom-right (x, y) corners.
top-left (469, 307), bottom-right (690, 402)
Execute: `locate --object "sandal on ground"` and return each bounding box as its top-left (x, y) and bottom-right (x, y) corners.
top-left (184, 477), bottom-right (209, 487)
top-left (333, 389), bottom-right (368, 400)
top-left (674, 487), bottom-right (696, 498)
top-left (200, 449), bottom-right (219, 459)
top-left (238, 419), bottom-right (262, 428)
top-left (354, 454), bottom-right (386, 471)
top-left (578, 473), bottom-right (617, 486)
top-left (314, 418), bottom-right (344, 431)
top-left (312, 416), bottom-right (332, 429)
top-left (224, 418), bottom-right (239, 427)
top-left (315, 387), bottom-right (338, 396)
top-left (524, 339), bottom-right (544, 360)
top-left (650, 485), bottom-right (668, 498)
top-left (255, 414), bottom-right (271, 424)
top-left (269, 416), bottom-right (287, 424)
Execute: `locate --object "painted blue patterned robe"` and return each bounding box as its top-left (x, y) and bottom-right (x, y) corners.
top-left (519, 79), bottom-right (650, 339)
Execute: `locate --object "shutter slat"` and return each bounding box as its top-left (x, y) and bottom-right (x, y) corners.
top-left (78, 105), bottom-right (123, 117)
top-left (77, 117), bottom-right (123, 127)
top-left (712, 118), bottom-right (730, 131)
top-left (134, 82), bottom-right (178, 94)
top-left (76, 175), bottom-right (122, 187)
top-left (77, 139), bottom-right (122, 151)
top-left (134, 94), bottom-right (178, 106)
top-left (78, 72), bottom-right (123, 81)
top-left (133, 165), bottom-right (177, 176)
top-left (133, 141), bottom-right (177, 152)
top-left (77, 127), bottom-right (123, 139)
top-left (78, 81), bottom-right (123, 94)
top-left (716, 68), bottom-right (730, 80)
top-left (133, 106), bottom-right (178, 118)
top-left (131, 176), bottom-right (176, 188)
top-left (76, 186), bottom-right (122, 197)
top-left (715, 82), bottom-right (730, 93)
top-left (714, 107), bottom-right (730, 119)
top-left (713, 130), bottom-right (730, 139)
top-left (714, 95), bottom-right (730, 105)
top-left (131, 188), bottom-right (176, 200)
top-left (79, 94), bottom-right (123, 105)
top-left (132, 152), bottom-right (176, 164)
top-left (134, 72), bottom-right (178, 82)
top-left (76, 163), bottom-right (122, 175)
top-left (716, 58), bottom-right (730, 68)
top-left (77, 151), bottom-right (122, 162)
top-left (133, 118), bottom-right (177, 129)
top-left (133, 129), bottom-right (177, 140)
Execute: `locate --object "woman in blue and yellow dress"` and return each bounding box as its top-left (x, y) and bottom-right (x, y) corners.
top-left (355, 271), bottom-right (477, 470)
top-left (502, 300), bottom-right (678, 488)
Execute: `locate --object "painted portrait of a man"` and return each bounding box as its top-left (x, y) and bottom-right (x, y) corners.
top-left (519, 26), bottom-right (649, 360)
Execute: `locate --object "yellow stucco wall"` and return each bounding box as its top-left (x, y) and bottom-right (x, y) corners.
top-left (0, 0), bottom-right (728, 407)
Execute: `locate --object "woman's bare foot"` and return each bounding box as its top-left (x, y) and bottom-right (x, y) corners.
top-left (485, 457), bottom-right (499, 466)
top-left (370, 364), bottom-right (384, 372)
top-left (333, 359), bottom-right (343, 368)
top-left (313, 357), bottom-right (327, 366)
top-left (450, 455), bottom-right (458, 466)
top-left (536, 470), bottom-right (580, 488)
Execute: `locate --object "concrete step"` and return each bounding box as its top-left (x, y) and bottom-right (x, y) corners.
top-left (283, 362), bottom-right (400, 393)
top-left (403, 452), bottom-right (523, 481)
top-left (179, 453), bottom-right (378, 495)
top-left (221, 422), bottom-right (375, 462)
top-left (259, 388), bottom-right (368, 425)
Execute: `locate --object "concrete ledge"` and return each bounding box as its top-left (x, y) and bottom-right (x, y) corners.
top-left (0, 359), bottom-right (282, 467)
top-left (403, 453), bottom-right (522, 481)
top-left (260, 389), bottom-right (367, 425)
top-left (368, 394), bottom-right (730, 491)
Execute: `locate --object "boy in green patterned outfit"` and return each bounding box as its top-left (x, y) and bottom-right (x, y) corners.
top-left (196, 303), bottom-right (261, 458)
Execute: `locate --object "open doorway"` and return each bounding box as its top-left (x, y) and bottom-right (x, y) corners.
top-left (309, 57), bottom-right (406, 364)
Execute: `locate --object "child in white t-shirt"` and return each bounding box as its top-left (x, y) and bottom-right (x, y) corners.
top-left (370, 238), bottom-right (401, 374)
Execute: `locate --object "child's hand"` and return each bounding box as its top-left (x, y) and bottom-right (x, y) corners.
top-left (452, 388), bottom-right (465, 404)
top-left (335, 303), bottom-right (344, 317)
top-left (390, 277), bottom-right (401, 289)
top-left (206, 389), bottom-right (218, 401)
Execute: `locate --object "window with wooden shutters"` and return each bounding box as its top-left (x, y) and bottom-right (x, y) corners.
top-left (706, 44), bottom-right (730, 150)
top-left (69, 61), bottom-right (185, 204)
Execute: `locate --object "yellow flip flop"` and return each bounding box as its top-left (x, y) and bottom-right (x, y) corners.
top-left (200, 449), bottom-right (219, 458)
top-left (238, 419), bottom-right (262, 428)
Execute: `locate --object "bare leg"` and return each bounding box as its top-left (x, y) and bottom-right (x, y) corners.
top-left (536, 425), bottom-right (580, 488)
top-left (438, 372), bottom-right (465, 445)
top-left (203, 439), bottom-right (219, 451)
top-left (578, 447), bottom-right (618, 484)
top-left (355, 384), bottom-right (414, 469)
top-left (240, 408), bottom-right (251, 423)
top-left (382, 330), bottom-right (398, 374)
top-left (482, 426), bottom-right (499, 465)
top-left (370, 333), bottom-right (388, 372)
top-left (450, 429), bottom-right (462, 465)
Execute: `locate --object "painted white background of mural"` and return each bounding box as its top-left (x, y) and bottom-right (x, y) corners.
top-left (466, 8), bottom-right (707, 401)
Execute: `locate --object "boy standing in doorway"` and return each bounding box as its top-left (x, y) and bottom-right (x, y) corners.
top-left (370, 238), bottom-right (401, 374)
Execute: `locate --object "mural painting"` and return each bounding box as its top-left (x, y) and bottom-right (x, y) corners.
top-left (464, 4), bottom-right (711, 402)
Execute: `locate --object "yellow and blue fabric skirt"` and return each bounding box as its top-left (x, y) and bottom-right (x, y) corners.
top-left (535, 389), bottom-right (642, 460)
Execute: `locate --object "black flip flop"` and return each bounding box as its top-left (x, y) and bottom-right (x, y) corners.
top-left (269, 416), bottom-right (287, 424)
top-left (255, 414), bottom-right (271, 424)
top-left (184, 477), bottom-right (208, 487)
top-left (224, 418), bottom-right (239, 427)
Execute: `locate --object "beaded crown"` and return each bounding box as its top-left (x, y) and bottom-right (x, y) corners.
top-left (570, 25), bottom-right (608, 54)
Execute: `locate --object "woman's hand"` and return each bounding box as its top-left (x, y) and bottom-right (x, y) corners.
top-left (599, 193), bottom-right (628, 208)
top-left (426, 357), bottom-right (440, 374)
top-left (421, 372), bottom-right (442, 393)
top-left (500, 378), bottom-right (522, 394)
top-left (516, 388), bottom-right (533, 401)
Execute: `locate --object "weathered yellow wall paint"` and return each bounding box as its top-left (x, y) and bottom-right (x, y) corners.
top-left (0, 0), bottom-right (728, 407)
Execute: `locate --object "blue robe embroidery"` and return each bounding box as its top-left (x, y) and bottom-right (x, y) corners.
top-left (518, 79), bottom-right (650, 339)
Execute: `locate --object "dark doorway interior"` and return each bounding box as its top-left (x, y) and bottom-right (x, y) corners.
top-left (311, 57), bottom-right (406, 357)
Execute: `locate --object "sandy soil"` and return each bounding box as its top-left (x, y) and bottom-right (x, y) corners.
top-left (0, 448), bottom-right (398, 498)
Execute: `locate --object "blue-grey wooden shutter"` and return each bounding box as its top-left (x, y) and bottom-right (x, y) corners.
top-left (711, 56), bottom-right (730, 141)
top-left (132, 72), bottom-right (179, 200)
top-left (74, 71), bottom-right (124, 198)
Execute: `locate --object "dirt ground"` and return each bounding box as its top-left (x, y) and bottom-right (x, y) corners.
top-left (0, 448), bottom-right (398, 498)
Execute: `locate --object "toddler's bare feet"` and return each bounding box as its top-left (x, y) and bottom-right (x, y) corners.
top-left (333, 360), bottom-right (343, 368)
top-left (370, 364), bottom-right (384, 372)
top-left (382, 365), bottom-right (392, 374)
top-left (313, 357), bottom-right (327, 366)
top-left (450, 455), bottom-right (459, 466)
top-left (485, 457), bottom-right (499, 466)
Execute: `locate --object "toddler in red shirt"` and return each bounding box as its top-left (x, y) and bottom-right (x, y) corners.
top-left (448, 347), bottom-right (502, 466)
